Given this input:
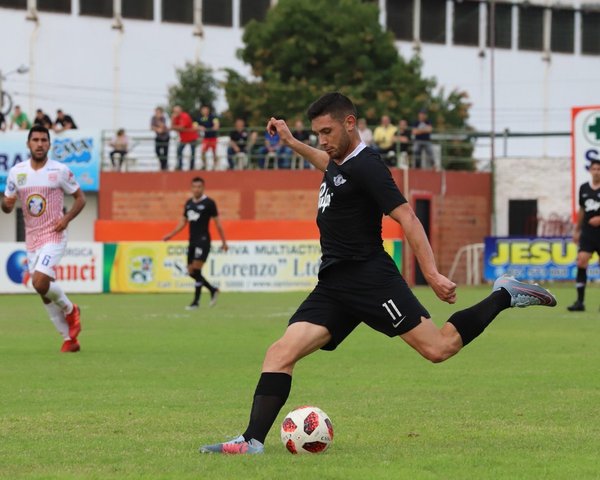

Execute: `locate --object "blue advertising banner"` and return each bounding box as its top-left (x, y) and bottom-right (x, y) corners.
top-left (0, 129), bottom-right (101, 192)
top-left (484, 237), bottom-right (600, 281)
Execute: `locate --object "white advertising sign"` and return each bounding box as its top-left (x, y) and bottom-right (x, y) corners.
top-left (0, 242), bottom-right (103, 293)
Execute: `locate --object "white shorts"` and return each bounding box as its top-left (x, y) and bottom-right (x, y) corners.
top-left (27, 239), bottom-right (67, 279)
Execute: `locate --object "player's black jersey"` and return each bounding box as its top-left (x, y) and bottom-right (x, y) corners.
top-left (579, 182), bottom-right (600, 233)
top-left (316, 145), bottom-right (407, 271)
top-left (184, 196), bottom-right (218, 242)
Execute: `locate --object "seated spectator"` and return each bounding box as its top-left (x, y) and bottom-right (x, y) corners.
top-left (171, 105), bottom-right (198, 170)
top-left (373, 115), bottom-right (397, 166)
top-left (33, 109), bottom-right (53, 129)
top-left (54, 109), bottom-right (77, 131)
top-left (151, 107), bottom-right (170, 171)
top-left (357, 118), bottom-right (373, 146)
top-left (0, 111), bottom-right (6, 131)
top-left (291, 119), bottom-right (311, 169)
top-left (412, 109), bottom-right (434, 169)
top-left (9, 105), bottom-right (31, 130)
top-left (259, 129), bottom-right (291, 169)
top-left (393, 119), bottom-right (412, 166)
top-left (228, 118), bottom-right (256, 170)
top-left (109, 128), bottom-right (130, 171)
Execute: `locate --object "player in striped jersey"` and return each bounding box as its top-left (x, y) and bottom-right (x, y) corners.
top-left (2, 125), bottom-right (86, 352)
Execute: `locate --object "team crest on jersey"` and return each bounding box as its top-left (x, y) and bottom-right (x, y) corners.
top-left (333, 174), bottom-right (347, 187)
top-left (26, 194), bottom-right (47, 217)
top-left (318, 182), bottom-right (333, 213)
top-left (7, 181), bottom-right (16, 193)
top-left (48, 173), bottom-right (58, 182)
top-left (17, 173), bottom-right (27, 186)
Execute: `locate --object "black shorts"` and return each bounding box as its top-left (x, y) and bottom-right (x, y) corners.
top-left (289, 251), bottom-right (429, 351)
top-left (187, 241), bottom-right (210, 264)
top-left (579, 230), bottom-right (600, 256)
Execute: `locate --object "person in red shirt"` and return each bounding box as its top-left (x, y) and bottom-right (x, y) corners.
top-left (171, 105), bottom-right (199, 170)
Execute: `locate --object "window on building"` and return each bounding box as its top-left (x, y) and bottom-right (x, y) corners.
top-left (203, 0), bottom-right (232, 26)
top-left (487, 2), bottom-right (512, 49)
top-left (80, 0), bottom-right (112, 17)
top-left (387, 0), bottom-right (413, 41)
top-left (122, 0), bottom-right (153, 20)
top-left (0, 0), bottom-right (26, 8)
top-left (509, 199), bottom-right (538, 236)
top-left (241, 0), bottom-right (270, 26)
top-left (162, 0), bottom-right (193, 24)
top-left (518, 4), bottom-right (544, 51)
top-left (38, 0), bottom-right (71, 13)
top-left (453, 0), bottom-right (479, 46)
top-left (551, 8), bottom-right (574, 54)
top-left (421, 0), bottom-right (447, 44)
top-left (581, 10), bottom-right (600, 55)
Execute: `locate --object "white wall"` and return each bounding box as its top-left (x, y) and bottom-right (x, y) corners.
top-left (494, 157), bottom-right (572, 236)
top-left (1, 1), bottom-right (599, 159)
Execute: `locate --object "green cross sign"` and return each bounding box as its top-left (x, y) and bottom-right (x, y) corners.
top-left (588, 116), bottom-right (600, 141)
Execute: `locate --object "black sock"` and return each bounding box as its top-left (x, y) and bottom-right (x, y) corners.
top-left (198, 273), bottom-right (216, 294)
top-left (576, 267), bottom-right (587, 303)
top-left (447, 289), bottom-right (511, 346)
top-left (190, 270), bottom-right (202, 304)
top-left (242, 372), bottom-right (292, 444)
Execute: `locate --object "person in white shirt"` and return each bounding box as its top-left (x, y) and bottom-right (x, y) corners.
top-left (2, 125), bottom-right (86, 352)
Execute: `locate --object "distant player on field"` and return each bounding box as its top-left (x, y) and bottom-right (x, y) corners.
top-left (163, 177), bottom-right (228, 309)
top-left (2, 125), bottom-right (85, 352)
top-left (567, 158), bottom-right (600, 312)
top-left (200, 92), bottom-right (557, 455)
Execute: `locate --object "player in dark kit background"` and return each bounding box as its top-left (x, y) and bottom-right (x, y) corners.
top-left (200, 93), bottom-right (557, 455)
top-left (567, 158), bottom-right (600, 312)
top-left (163, 177), bottom-right (228, 309)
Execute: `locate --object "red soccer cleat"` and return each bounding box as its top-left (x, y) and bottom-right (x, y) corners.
top-left (60, 339), bottom-right (81, 353)
top-left (65, 304), bottom-right (81, 340)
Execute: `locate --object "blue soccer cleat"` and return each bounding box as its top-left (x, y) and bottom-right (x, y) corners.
top-left (493, 275), bottom-right (557, 308)
top-left (199, 435), bottom-right (264, 455)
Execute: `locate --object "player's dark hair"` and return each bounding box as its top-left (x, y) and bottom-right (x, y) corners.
top-left (306, 92), bottom-right (357, 122)
top-left (27, 124), bottom-right (51, 141)
top-left (192, 176), bottom-right (205, 184)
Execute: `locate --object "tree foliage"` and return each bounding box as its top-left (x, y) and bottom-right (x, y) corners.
top-left (224, 0), bottom-right (472, 133)
top-left (168, 62), bottom-right (219, 114)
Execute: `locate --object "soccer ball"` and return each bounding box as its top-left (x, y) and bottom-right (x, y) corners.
top-left (280, 406), bottom-right (334, 454)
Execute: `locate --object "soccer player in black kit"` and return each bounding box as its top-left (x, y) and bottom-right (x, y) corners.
top-left (567, 159), bottom-right (600, 312)
top-left (200, 93), bottom-right (557, 454)
top-left (163, 177), bottom-right (228, 309)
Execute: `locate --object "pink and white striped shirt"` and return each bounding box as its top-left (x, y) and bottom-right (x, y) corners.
top-left (4, 159), bottom-right (80, 251)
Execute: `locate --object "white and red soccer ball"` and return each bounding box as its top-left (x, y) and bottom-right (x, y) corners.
top-left (280, 406), bottom-right (334, 454)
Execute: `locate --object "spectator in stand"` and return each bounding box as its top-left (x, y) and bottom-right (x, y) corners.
top-left (394, 119), bottom-right (412, 166)
top-left (357, 117), bottom-right (373, 146)
top-left (291, 119), bottom-right (311, 169)
top-left (151, 107), bottom-right (170, 171)
top-left (10, 105), bottom-right (31, 130)
top-left (412, 109), bottom-right (434, 169)
top-left (33, 109), bottom-right (53, 129)
top-left (196, 105), bottom-right (220, 170)
top-left (109, 128), bottom-right (130, 171)
top-left (0, 111), bottom-right (6, 131)
top-left (54, 109), bottom-right (77, 131)
top-left (373, 115), bottom-right (397, 166)
top-left (259, 129), bottom-right (291, 169)
top-left (228, 118), bottom-right (256, 170)
top-left (171, 105), bottom-right (198, 171)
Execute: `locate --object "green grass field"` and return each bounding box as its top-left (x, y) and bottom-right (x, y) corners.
top-left (1, 285), bottom-right (599, 479)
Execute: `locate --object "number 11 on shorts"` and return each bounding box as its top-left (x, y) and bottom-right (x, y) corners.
top-left (382, 299), bottom-right (405, 327)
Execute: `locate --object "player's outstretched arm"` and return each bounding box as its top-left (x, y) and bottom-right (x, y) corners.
top-left (54, 188), bottom-right (86, 232)
top-left (389, 203), bottom-right (457, 304)
top-left (1, 196), bottom-right (16, 214)
top-left (267, 117), bottom-right (329, 172)
top-left (163, 217), bottom-right (187, 241)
